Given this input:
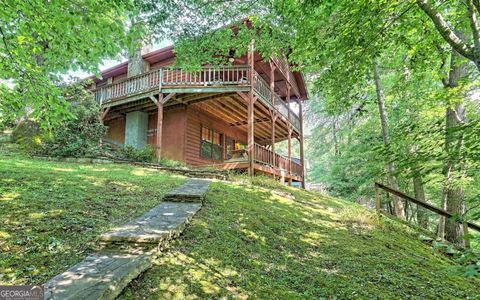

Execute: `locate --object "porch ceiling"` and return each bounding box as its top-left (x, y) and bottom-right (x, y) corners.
top-left (192, 93), bottom-right (294, 144)
top-left (102, 91), bottom-right (297, 144)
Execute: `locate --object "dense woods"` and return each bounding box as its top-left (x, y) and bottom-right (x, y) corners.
top-left (1, 0), bottom-right (479, 249)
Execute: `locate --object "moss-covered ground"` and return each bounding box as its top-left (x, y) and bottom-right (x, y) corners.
top-left (0, 135), bottom-right (478, 298)
top-left (121, 178), bottom-right (479, 299)
top-left (0, 144), bottom-right (184, 285)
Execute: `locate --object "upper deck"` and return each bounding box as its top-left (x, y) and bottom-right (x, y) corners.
top-left (91, 65), bottom-right (302, 132)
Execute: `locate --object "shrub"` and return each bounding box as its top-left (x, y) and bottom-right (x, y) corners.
top-left (118, 145), bottom-right (156, 162)
top-left (160, 158), bottom-right (186, 168)
top-left (11, 119), bottom-right (42, 152)
top-left (40, 83), bottom-right (107, 157)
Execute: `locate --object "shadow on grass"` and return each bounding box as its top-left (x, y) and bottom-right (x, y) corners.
top-left (121, 182), bottom-right (479, 299)
top-left (0, 154), bottom-right (185, 285)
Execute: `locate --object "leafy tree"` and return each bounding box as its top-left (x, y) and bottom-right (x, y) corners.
top-left (0, 0), bottom-right (136, 128)
top-left (416, 0), bottom-right (480, 71)
top-left (39, 82), bottom-right (107, 158)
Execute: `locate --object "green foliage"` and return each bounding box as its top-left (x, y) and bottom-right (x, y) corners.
top-left (0, 150), bottom-right (184, 285)
top-left (117, 145), bottom-right (156, 163)
top-left (11, 119), bottom-right (42, 153)
top-left (39, 83), bottom-right (107, 158)
top-left (160, 158), bottom-right (186, 168)
top-left (0, 0), bottom-right (138, 129)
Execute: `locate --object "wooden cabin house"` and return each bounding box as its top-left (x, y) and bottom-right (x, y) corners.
top-left (88, 43), bottom-right (308, 187)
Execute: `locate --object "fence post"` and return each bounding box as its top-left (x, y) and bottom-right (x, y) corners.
top-left (462, 220), bottom-right (470, 249)
top-left (375, 183), bottom-right (381, 214)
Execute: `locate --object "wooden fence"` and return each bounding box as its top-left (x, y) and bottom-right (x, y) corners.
top-left (374, 182), bottom-right (480, 247)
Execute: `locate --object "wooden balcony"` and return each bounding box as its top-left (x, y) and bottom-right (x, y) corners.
top-left (92, 66), bottom-right (301, 132)
top-left (212, 143), bottom-right (303, 181)
top-left (254, 143), bottom-right (303, 178)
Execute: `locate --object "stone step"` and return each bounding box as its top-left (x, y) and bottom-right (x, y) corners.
top-left (162, 178), bottom-right (211, 203)
top-left (44, 252), bottom-right (152, 300)
top-left (99, 202), bottom-right (202, 243)
top-left (44, 178), bottom-right (211, 299)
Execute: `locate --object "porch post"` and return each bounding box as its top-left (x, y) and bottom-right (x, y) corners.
top-left (269, 59), bottom-right (276, 103)
top-left (271, 114), bottom-right (277, 179)
top-left (156, 94), bottom-right (164, 162)
top-left (98, 107), bottom-right (110, 125)
top-left (298, 99), bottom-right (306, 188)
top-left (247, 40), bottom-right (255, 176)
top-left (98, 107), bottom-right (110, 147)
top-left (287, 84), bottom-right (292, 186)
top-left (270, 59), bottom-right (277, 180)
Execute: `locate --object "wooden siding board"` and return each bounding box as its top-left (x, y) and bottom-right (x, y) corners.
top-left (185, 105), bottom-right (247, 166)
top-left (105, 117), bottom-right (126, 144)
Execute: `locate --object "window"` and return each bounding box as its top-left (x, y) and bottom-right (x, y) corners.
top-left (201, 126), bottom-right (223, 160)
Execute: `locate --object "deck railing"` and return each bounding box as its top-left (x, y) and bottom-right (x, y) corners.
top-left (271, 55), bottom-right (300, 97)
top-left (252, 72), bottom-right (272, 105)
top-left (94, 69), bottom-right (162, 104)
top-left (254, 143), bottom-right (303, 176)
top-left (162, 66), bottom-right (250, 86)
top-left (253, 72), bottom-right (301, 131)
top-left (94, 66), bottom-right (250, 104)
top-left (93, 66), bottom-right (300, 131)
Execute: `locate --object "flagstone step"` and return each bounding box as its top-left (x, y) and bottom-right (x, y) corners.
top-left (44, 252), bottom-right (152, 300)
top-left (99, 202), bottom-right (202, 243)
top-left (44, 178), bottom-right (211, 300)
top-left (162, 178), bottom-right (211, 202)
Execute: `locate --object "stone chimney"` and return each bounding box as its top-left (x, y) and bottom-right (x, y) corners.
top-left (127, 43), bottom-right (151, 78)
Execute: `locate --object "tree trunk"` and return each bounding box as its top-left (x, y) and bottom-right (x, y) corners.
top-left (412, 173), bottom-right (428, 229)
top-left (438, 50), bottom-right (468, 246)
top-left (373, 58), bottom-right (406, 220)
top-left (443, 103), bottom-right (467, 245)
top-left (332, 117), bottom-right (340, 156)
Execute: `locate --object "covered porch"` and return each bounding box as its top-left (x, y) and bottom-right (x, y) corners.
top-left (93, 43), bottom-right (306, 186)
top-left (206, 142), bottom-right (303, 182)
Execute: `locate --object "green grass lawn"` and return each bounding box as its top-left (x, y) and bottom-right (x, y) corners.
top-left (120, 178), bottom-right (480, 299)
top-left (0, 147), bottom-right (185, 285)
top-left (0, 139), bottom-right (479, 298)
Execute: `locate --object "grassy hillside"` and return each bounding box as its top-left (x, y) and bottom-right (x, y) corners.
top-left (0, 139), bottom-right (478, 298)
top-left (0, 147), bottom-right (184, 285)
top-left (121, 179), bottom-right (479, 299)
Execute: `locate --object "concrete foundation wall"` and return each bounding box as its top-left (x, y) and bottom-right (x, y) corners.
top-left (125, 111), bottom-right (148, 149)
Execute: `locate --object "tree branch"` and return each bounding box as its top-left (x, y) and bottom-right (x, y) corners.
top-left (416, 0), bottom-right (474, 60)
top-left (466, 0), bottom-right (480, 59)
top-left (473, 0), bottom-right (480, 14)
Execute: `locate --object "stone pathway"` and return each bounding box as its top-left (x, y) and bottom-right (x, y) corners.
top-left (44, 253), bottom-right (152, 300)
top-left (163, 178), bottom-right (211, 202)
top-left (44, 178), bottom-right (211, 300)
top-left (99, 202), bottom-right (202, 243)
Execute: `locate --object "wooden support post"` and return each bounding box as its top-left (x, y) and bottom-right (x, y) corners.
top-left (271, 114), bottom-right (277, 179)
top-left (269, 59), bottom-right (276, 103)
top-left (287, 85), bottom-right (292, 186)
top-left (98, 107), bottom-right (110, 125)
top-left (288, 127), bottom-right (292, 186)
top-left (247, 40), bottom-right (255, 176)
top-left (463, 220), bottom-right (470, 249)
top-left (156, 94), bottom-right (164, 163)
top-left (375, 183), bottom-right (381, 214)
top-left (98, 107), bottom-right (110, 147)
top-left (269, 61), bottom-right (277, 180)
top-left (298, 99), bottom-right (306, 188)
